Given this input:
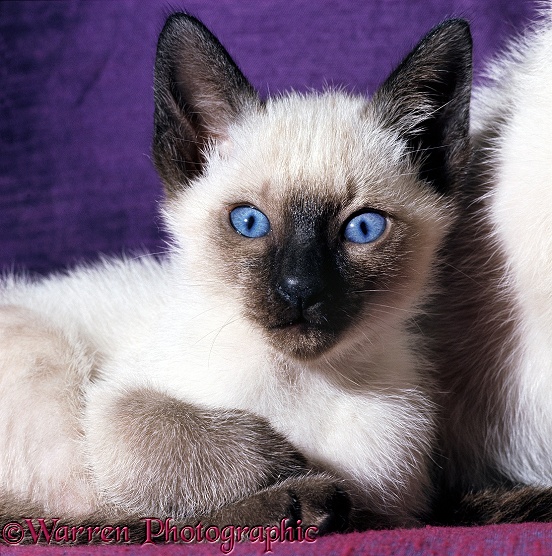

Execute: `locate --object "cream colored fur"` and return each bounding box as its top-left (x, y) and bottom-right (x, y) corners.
top-left (448, 7), bottom-right (552, 489)
top-left (0, 92), bottom-right (444, 522)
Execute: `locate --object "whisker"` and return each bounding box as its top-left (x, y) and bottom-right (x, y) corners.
top-left (368, 302), bottom-right (419, 315)
top-left (351, 288), bottom-right (393, 294)
top-left (208, 313), bottom-right (243, 369)
top-left (189, 310), bottom-right (239, 346)
top-left (322, 355), bottom-right (364, 388)
top-left (439, 261), bottom-right (484, 286)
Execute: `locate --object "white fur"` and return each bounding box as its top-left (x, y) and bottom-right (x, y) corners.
top-left (0, 92), bottom-right (442, 520)
top-left (469, 8), bottom-right (552, 486)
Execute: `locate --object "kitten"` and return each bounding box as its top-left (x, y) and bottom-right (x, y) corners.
top-left (428, 7), bottom-right (552, 523)
top-left (0, 14), bottom-right (472, 531)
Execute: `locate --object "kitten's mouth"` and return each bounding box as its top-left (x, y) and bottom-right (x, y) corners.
top-left (267, 303), bottom-right (336, 334)
top-left (265, 316), bottom-right (339, 359)
top-left (271, 317), bottom-right (318, 331)
top-left (254, 302), bottom-right (345, 359)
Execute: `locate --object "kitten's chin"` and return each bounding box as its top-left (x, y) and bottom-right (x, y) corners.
top-left (265, 323), bottom-right (339, 360)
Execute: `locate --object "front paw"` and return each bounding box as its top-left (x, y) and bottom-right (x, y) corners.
top-left (207, 472), bottom-right (351, 535)
top-left (279, 474), bottom-right (351, 535)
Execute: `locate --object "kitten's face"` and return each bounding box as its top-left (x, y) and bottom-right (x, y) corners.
top-left (166, 94), bottom-right (450, 359)
top-left (154, 14), bottom-right (471, 360)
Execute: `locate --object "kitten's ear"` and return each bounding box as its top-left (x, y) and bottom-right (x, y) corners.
top-left (373, 19), bottom-right (472, 194)
top-left (153, 13), bottom-right (259, 195)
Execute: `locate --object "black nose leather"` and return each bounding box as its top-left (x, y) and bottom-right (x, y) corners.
top-left (276, 273), bottom-right (323, 311)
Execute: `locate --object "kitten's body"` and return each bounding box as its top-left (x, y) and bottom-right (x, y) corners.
top-left (431, 8), bottom-right (552, 516)
top-left (0, 15), bottom-right (472, 528)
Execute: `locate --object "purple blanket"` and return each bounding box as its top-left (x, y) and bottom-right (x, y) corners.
top-left (0, 0), bottom-right (537, 274)
top-left (0, 523), bottom-right (551, 554)
top-left (2, 0), bottom-right (548, 554)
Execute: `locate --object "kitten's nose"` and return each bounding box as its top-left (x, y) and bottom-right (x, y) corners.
top-left (276, 274), bottom-right (323, 312)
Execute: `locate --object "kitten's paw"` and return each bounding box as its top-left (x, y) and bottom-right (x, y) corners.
top-left (281, 474), bottom-right (351, 535)
top-left (206, 472), bottom-right (351, 535)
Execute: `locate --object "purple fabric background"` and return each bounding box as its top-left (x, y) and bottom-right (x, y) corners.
top-left (2, 1), bottom-right (550, 554)
top-left (0, 0), bottom-right (538, 274)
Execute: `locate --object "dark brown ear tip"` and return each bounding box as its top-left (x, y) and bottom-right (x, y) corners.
top-left (159, 12), bottom-right (219, 44)
top-left (156, 13), bottom-right (210, 59)
top-left (436, 18), bottom-right (471, 34)
top-left (428, 19), bottom-right (471, 39)
top-left (158, 12), bottom-right (188, 41)
top-left (428, 18), bottom-right (473, 53)
top-left (161, 12), bottom-right (201, 32)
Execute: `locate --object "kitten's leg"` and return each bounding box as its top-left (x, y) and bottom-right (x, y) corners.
top-left (436, 485), bottom-right (552, 525)
top-left (0, 306), bottom-right (101, 515)
top-left (85, 386), bottom-right (350, 528)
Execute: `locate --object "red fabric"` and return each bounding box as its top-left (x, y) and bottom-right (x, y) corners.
top-left (1, 524), bottom-right (552, 555)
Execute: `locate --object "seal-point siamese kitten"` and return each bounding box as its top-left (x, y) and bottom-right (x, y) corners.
top-left (429, 7), bottom-right (552, 524)
top-left (0, 14), bottom-right (472, 532)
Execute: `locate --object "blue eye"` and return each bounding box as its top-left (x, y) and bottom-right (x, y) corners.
top-left (229, 206), bottom-right (271, 238)
top-left (343, 211), bottom-right (387, 244)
